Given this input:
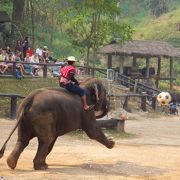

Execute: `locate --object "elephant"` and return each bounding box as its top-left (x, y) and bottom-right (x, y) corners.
top-left (0, 77), bottom-right (115, 170)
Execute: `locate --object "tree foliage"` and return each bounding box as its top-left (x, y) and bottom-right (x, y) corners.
top-left (1, 0), bottom-right (133, 63)
top-left (145, 0), bottom-right (171, 17)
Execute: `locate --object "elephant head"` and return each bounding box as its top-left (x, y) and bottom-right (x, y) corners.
top-left (80, 78), bottom-right (108, 119)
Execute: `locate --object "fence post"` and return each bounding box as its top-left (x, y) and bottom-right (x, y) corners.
top-left (10, 96), bottom-right (17, 119)
top-left (43, 64), bottom-right (48, 78)
top-left (12, 62), bottom-right (16, 77)
top-left (123, 96), bottom-right (129, 110)
top-left (151, 95), bottom-right (157, 110)
top-left (141, 92), bottom-right (147, 111)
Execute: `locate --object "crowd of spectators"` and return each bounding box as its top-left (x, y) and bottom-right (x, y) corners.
top-left (0, 36), bottom-right (51, 77)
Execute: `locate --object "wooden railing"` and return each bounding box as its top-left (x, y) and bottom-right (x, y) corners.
top-left (0, 61), bottom-right (107, 78)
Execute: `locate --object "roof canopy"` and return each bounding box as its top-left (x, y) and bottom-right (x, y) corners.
top-left (0, 11), bottom-right (11, 23)
top-left (99, 40), bottom-right (180, 58)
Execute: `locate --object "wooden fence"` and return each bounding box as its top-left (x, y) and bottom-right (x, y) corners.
top-left (0, 60), bottom-right (107, 78)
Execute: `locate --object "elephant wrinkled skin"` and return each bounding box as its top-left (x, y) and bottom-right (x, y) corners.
top-left (0, 78), bottom-right (115, 170)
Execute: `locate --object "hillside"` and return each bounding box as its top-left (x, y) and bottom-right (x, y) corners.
top-left (119, 0), bottom-right (180, 47)
top-left (133, 8), bottom-right (180, 47)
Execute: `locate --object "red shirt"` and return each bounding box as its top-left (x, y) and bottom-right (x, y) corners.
top-left (26, 49), bottom-right (33, 57)
top-left (61, 65), bottom-right (75, 79)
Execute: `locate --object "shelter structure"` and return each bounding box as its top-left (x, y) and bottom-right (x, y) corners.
top-left (0, 11), bottom-right (11, 47)
top-left (99, 40), bottom-right (180, 90)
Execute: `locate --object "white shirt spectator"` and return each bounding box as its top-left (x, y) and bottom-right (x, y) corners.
top-left (35, 47), bottom-right (43, 57)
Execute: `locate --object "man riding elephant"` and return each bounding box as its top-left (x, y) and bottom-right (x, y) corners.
top-left (60, 56), bottom-right (94, 111)
top-left (0, 77), bottom-right (115, 170)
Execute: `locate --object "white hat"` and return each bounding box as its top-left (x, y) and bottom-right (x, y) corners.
top-left (43, 46), bottom-right (48, 49)
top-left (67, 56), bottom-right (76, 62)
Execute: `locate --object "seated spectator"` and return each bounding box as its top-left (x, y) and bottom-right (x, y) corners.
top-left (6, 52), bottom-right (15, 71)
top-left (35, 45), bottom-right (43, 62)
top-left (42, 46), bottom-right (49, 63)
top-left (24, 53), bottom-right (34, 76)
top-left (15, 51), bottom-right (26, 77)
top-left (26, 47), bottom-right (33, 57)
top-left (5, 46), bottom-right (11, 55)
top-left (0, 48), bottom-right (8, 74)
top-left (30, 53), bottom-right (40, 76)
top-left (77, 59), bottom-right (85, 75)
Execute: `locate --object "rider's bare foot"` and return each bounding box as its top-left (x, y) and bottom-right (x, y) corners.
top-left (84, 105), bottom-right (94, 111)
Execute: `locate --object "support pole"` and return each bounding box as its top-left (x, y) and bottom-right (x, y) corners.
top-left (170, 57), bottom-right (173, 90)
top-left (155, 56), bottom-right (161, 88)
top-left (108, 54), bottom-right (112, 69)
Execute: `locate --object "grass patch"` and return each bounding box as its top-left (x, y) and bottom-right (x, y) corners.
top-left (0, 77), bottom-right (58, 96)
top-left (0, 77), bottom-right (58, 118)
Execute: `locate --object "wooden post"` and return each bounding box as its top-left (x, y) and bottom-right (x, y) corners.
top-left (132, 56), bottom-right (136, 67)
top-left (170, 57), bottom-right (173, 90)
top-left (108, 54), bottom-right (112, 69)
top-left (151, 95), bottom-right (157, 110)
top-left (123, 96), bottom-right (129, 110)
top-left (117, 120), bottom-right (125, 132)
top-left (133, 79), bottom-right (138, 93)
top-left (12, 62), bottom-right (16, 77)
top-left (155, 56), bottom-right (161, 88)
top-left (141, 92), bottom-right (147, 111)
top-left (10, 96), bottom-right (17, 119)
top-left (146, 57), bottom-right (150, 78)
top-left (43, 64), bottom-right (48, 78)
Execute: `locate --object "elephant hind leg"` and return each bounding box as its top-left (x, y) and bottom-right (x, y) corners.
top-left (33, 137), bottom-right (56, 170)
top-left (84, 124), bottom-right (115, 149)
top-left (7, 137), bottom-right (30, 169)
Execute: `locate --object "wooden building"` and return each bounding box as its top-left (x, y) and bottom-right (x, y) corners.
top-left (99, 40), bottom-right (180, 90)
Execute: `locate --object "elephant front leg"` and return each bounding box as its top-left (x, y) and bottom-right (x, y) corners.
top-left (84, 124), bottom-right (115, 149)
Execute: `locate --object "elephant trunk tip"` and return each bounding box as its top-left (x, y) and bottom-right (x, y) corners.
top-left (0, 145), bottom-right (6, 158)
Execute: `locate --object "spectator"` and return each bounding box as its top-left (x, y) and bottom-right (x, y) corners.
top-left (24, 53), bottom-right (34, 76)
top-left (22, 36), bottom-right (29, 59)
top-left (26, 47), bottom-right (33, 57)
top-left (0, 48), bottom-right (8, 74)
top-left (14, 40), bottom-right (22, 53)
top-left (30, 53), bottom-right (40, 76)
top-left (15, 51), bottom-right (26, 77)
top-left (77, 59), bottom-right (85, 75)
top-left (6, 52), bottom-right (15, 71)
top-left (35, 46), bottom-right (43, 63)
top-left (42, 46), bottom-right (49, 63)
top-left (5, 46), bottom-right (11, 55)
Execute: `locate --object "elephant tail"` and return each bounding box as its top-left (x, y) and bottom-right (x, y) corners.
top-left (0, 96), bottom-right (33, 159)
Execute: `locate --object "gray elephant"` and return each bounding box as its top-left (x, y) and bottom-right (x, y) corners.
top-left (0, 77), bottom-right (115, 170)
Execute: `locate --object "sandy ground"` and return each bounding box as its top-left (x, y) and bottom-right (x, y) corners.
top-left (0, 112), bottom-right (180, 180)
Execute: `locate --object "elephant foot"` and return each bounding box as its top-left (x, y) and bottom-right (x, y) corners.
top-left (7, 156), bottom-right (17, 169)
top-left (106, 136), bottom-right (115, 149)
top-left (34, 162), bottom-right (48, 170)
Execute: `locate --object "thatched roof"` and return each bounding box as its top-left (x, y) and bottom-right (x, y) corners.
top-left (99, 40), bottom-right (180, 58)
top-left (0, 11), bottom-right (11, 23)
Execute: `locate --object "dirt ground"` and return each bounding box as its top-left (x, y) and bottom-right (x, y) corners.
top-left (0, 111), bottom-right (180, 180)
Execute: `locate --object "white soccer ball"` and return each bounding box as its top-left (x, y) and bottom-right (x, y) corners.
top-left (157, 92), bottom-right (172, 106)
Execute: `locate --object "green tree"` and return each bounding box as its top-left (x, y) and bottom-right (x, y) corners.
top-left (59, 0), bottom-right (133, 66)
top-left (145, 0), bottom-right (171, 17)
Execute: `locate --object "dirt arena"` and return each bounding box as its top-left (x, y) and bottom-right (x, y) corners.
top-left (1, 112), bottom-right (180, 180)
